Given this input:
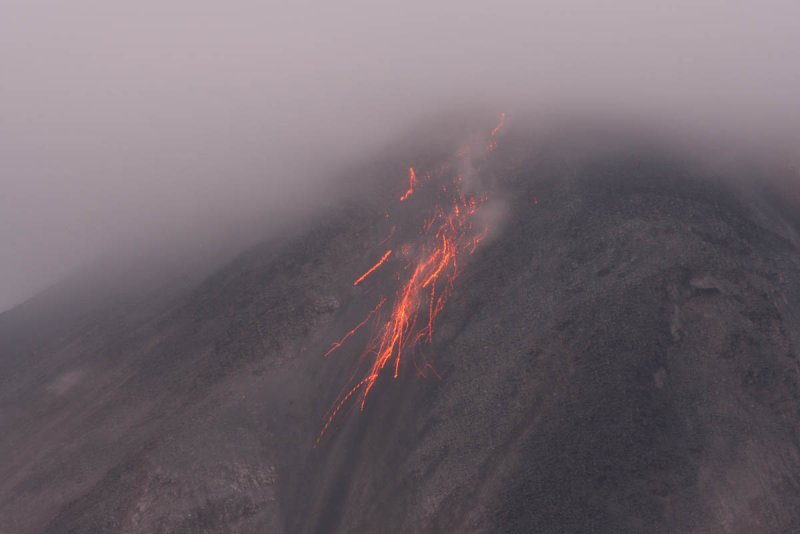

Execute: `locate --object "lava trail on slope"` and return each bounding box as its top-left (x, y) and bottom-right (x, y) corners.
top-left (315, 114), bottom-right (506, 446)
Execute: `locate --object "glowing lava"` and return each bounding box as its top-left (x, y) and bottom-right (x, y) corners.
top-left (353, 250), bottom-right (392, 287)
top-left (315, 114), bottom-right (506, 446)
top-left (399, 167), bottom-right (417, 201)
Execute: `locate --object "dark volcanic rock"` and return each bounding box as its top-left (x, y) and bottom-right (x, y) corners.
top-left (2, 132), bottom-right (800, 533)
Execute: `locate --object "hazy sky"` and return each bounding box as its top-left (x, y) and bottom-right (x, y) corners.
top-left (2, 1), bottom-right (799, 311)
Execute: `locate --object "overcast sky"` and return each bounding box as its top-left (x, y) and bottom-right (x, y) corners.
top-left (1, 1), bottom-right (799, 311)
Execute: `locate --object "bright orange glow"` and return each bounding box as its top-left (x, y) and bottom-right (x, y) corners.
top-left (399, 167), bottom-right (417, 201)
top-left (315, 114), bottom-right (505, 446)
top-left (353, 249), bottom-right (392, 286)
top-left (356, 199), bottom-right (476, 404)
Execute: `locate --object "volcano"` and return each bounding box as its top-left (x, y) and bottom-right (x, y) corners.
top-left (2, 118), bottom-right (800, 533)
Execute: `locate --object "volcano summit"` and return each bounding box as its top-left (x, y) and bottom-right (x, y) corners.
top-left (2, 118), bottom-right (800, 533)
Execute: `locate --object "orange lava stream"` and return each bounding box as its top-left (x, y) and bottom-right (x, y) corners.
top-left (314, 377), bottom-right (371, 447)
top-left (399, 167), bottom-right (417, 201)
top-left (353, 249), bottom-right (392, 286)
top-left (315, 114), bottom-right (506, 446)
top-left (359, 198), bottom-right (476, 405)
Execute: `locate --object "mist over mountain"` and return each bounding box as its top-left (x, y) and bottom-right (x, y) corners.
top-left (3, 0), bottom-right (800, 311)
top-left (2, 117), bottom-right (800, 533)
top-left (4, 1), bottom-right (800, 532)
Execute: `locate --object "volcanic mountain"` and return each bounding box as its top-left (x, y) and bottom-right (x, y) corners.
top-left (2, 118), bottom-right (800, 533)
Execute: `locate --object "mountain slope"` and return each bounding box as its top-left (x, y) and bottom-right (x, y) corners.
top-left (2, 127), bottom-right (800, 533)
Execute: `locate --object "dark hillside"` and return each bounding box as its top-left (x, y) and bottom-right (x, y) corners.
top-left (2, 125), bottom-right (800, 533)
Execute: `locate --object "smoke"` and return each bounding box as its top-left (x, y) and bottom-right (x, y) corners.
top-left (2, 0), bottom-right (799, 310)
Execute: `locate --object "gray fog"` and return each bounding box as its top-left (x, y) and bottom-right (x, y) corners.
top-left (2, 0), bottom-right (799, 311)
